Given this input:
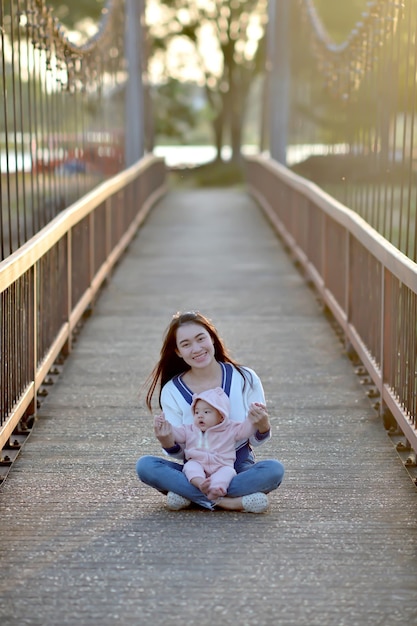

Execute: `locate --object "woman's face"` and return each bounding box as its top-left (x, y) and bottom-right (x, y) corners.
top-left (175, 322), bottom-right (215, 369)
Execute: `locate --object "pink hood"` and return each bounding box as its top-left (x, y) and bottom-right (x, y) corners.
top-left (191, 387), bottom-right (230, 421)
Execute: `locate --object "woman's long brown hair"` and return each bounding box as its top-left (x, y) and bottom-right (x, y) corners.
top-left (145, 311), bottom-right (251, 412)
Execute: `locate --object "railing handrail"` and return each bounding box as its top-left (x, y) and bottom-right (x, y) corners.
top-left (246, 153), bottom-right (417, 454)
top-left (0, 154), bottom-right (158, 294)
top-left (0, 155), bottom-right (166, 455)
top-left (254, 156), bottom-right (417, 293)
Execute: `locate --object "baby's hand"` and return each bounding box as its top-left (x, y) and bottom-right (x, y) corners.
top-left (154, 413), bottom-right (172, 438)
top-left (248, 402), bottom-right (267, 421)
top-left (247, 402), bottom-right (270, 432)
top-left (154, 413), bottom-right (165, 427)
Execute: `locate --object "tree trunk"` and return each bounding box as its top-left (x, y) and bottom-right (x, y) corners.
top-left (229, 67), bottom-right (250, 162)
top-left (230, 90), bottom-right (244, 161)
top-left (205, 85), bottom-right (225, 160)
top-left (213, 114), bottom-right (224, 160)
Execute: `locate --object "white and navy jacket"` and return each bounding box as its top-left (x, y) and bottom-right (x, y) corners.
top-left (160, 363), bottom-right (271, 462)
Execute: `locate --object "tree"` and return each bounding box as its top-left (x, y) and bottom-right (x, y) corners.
top-left (153, 79), bottom-right (201, 143)
top-left (147, 0), bottom-right (268, 162)
top-left (312, 0), bottom-right (368, 43)
top-left (45, 1), bottom-right (105, 30)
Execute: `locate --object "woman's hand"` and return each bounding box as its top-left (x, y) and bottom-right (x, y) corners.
top-left (153, 413), bottom-right (176, 448)
top-left (248, 402), bottom-right (270, 434)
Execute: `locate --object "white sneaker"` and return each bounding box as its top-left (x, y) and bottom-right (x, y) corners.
top-left (166, 491), bottom-right (191, 511)
top-left (242, 492), bottom-right (269, 513)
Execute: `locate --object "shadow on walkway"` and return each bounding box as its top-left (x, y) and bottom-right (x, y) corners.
top-left (0, 188), bottom-right (416, 625)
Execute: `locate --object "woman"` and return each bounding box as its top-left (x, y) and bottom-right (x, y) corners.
top-left (136, 311), bottom-right (284, 513)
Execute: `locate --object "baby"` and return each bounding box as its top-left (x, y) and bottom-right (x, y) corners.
top-left (154, 387), bottom-right (261, 501)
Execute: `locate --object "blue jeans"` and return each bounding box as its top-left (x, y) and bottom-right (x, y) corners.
top-left (136, 449), bottom-right (284, 510)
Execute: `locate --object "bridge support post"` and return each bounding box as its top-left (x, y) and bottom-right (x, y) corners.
top-left (267, 0), bottom-right (290, 166)
top-left (124, 0), bottom-right (145, 165)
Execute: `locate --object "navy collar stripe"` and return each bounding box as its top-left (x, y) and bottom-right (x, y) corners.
top-left (172, 375), bottom-right (193, 404)
top-left (222, 362), bottom-right (233, 396)
top-left (173, 362), bottom-right (234, 405)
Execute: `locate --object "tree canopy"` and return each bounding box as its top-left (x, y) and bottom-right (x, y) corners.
top-left (312, 0), bottom-right (368, 43)
top-left (46, 0), bottom-right (105, 29)
top-left (146, 0), bottom-right (269, 160)
top-left (45, 0), bottom-right (372, 156)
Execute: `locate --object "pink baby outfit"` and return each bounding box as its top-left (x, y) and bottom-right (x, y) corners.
top-left (170, 387), bottom-right (256, 494)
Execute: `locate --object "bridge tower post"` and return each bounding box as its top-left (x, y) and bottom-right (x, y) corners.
top-left (266, 0), bottom-right (290, 166)
top-left (124, 0), bottom-right (145, 165)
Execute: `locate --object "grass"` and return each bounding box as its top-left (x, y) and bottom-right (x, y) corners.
top-left (167, 159), bottom-right (246, 189)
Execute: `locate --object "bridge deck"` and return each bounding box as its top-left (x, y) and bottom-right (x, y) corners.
top-left (1, 187), bottom-right (416, 626)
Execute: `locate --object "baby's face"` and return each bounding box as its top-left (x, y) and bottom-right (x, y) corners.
top-left (193, 399), bottom-right (223, 432)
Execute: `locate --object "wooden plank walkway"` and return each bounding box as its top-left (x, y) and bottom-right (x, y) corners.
top-left (0, 187), bottom-right (416, 626)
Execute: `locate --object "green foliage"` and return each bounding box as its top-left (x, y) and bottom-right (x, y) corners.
top-left (169, 160), bottom-right (245, 188)
top-left (45, 0), bottom-right (105, 29)
top-left (153, 79), bottom-right (201, 143)
top-left (192, 160), bottom-right (245, 187)
top-left (311, 0), bottom-right (368, 43)
top-left (288, 0), bottom-right (381, 146)
top-left (147, 0), bottom-right (269, 159)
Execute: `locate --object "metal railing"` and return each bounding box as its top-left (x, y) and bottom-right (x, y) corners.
top-left (0, 0), bottom-right (136, 260)
top-left (270, 0), bottom-right (417, 264)
top-left (0, 154), bottom-right (166, 453)
top-left (246, 154), bottom-right (417, 453)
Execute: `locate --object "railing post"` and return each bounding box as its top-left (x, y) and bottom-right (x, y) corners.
top-left (63, 230), bottom-right (72, 357)
top-left (32, 265), bottom-right (37, 417)
top-left (345, 230), bottom-right (351, 330)
top-left (382, 268), bottom-right (392, 421)
top-left (106, 197), bottom-right (112, 258)
top-left (89, 212), bottom-right (95, 285)
top-left (380, 264), bottom-right (386, 403)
